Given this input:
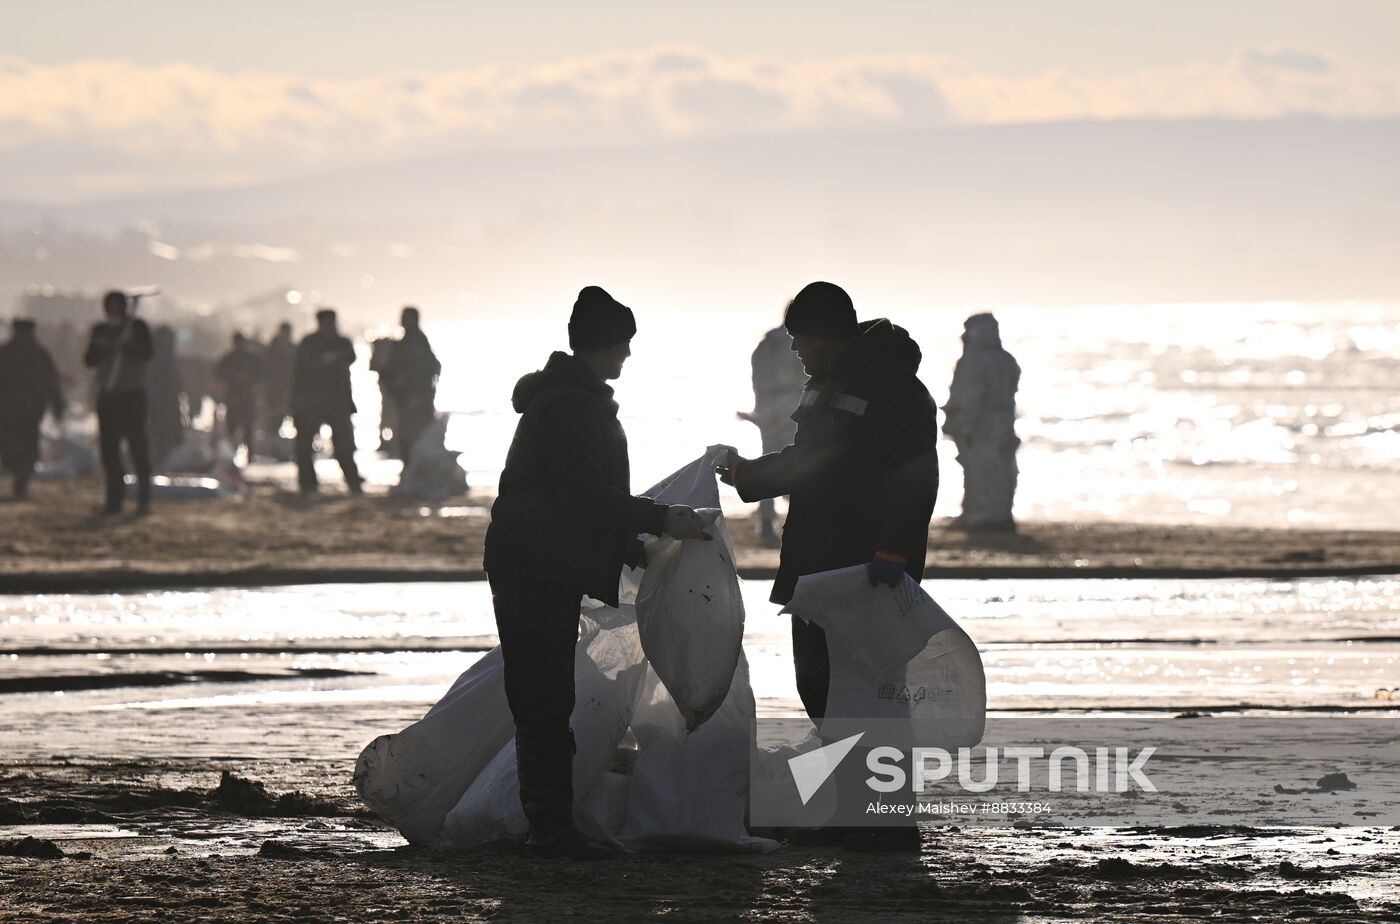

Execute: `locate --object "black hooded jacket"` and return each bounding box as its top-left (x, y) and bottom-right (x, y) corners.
top-left (483, 351), bottom-right (668, 606)
top-left (735, 319), bottom-right (939, 604)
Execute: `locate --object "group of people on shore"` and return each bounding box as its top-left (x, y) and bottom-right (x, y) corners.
top-left (0, 294), bottom-right (440, 513)
top-left (0, 287), bottom-right (1018, 528)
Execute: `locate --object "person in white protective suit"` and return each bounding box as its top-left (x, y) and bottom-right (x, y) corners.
top-left (738, 326), bottom-right (807, 540)
top-left (942, 313), bottom-right (1020, 531)
top-left (481, 286), bottom-right (711, 859)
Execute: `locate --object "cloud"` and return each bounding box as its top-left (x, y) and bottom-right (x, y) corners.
top-left (1, 43), bottom-right (1398, 199)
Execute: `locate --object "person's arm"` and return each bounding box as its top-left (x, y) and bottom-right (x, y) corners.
top-left (83, 325), bottom-right (108, 368)
top-left (538, 394), bottom-right (668, 536)
top-left (730, 415), bottom-right (845, 502)
top-left (124, 320), bottom-right (154, 362)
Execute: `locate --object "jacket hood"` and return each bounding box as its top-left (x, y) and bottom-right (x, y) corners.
top-left (511, 350), bottom-right (614, 413)
top-left (841, 318), bottom-right (922, 377)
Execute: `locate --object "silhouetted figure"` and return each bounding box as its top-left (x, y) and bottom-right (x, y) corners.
top-left (0, 319), bottom-right (65, 498)
top-left (943, 313), bottom-right (1020, 531)
top-left (215, 332), bottom-right (262, 459)
top-left (85, 291), bottom-right (154, 514)
top-left (262, 322), bottom-right (295, 440)
top-left (739, 326), bottom-right (806, 539)
top-left (718, 281), bottom-right (938, 852)
top-left (368, 336), bottom-right (398, 453)
top-left (146, 325), bottom-right (187, 469)
top-left (291, 309), bottom-right (362, 495)
top-left (483, 286), bottom-right (710, 860)
top-left (379, 306), bottom-right (441, 465)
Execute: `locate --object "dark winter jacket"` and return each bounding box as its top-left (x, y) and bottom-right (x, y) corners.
top-left (291, 331), bottom-right (357, 417)
top-left (84, 319), bottom-right (154, 393)
top-left (736, 319), bottom-right (939, 604)
top-left (483, 351), bottom-right (668, 606)
top-left (380, 330), bottom-right (441, 402)
top-left (0, 335), bottom-right (63, 421)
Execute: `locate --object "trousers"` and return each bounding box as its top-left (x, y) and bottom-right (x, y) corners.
top-left (97, 390), bottom-right (151, 511)
top-left (489, 571), bottom-right (583, 836)
top-left (293, 409), bottom-right (361, 492)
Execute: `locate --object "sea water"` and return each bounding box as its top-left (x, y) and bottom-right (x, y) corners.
top-left (3, 578), bottom-right (1397, 761)
top-left (255, 299), bottom-right (1400, 529)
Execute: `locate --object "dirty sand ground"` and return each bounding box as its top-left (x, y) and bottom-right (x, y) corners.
top-left (3, 759), bottom-right (1398, 922)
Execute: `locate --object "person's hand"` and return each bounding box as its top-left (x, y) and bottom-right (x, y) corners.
top-left (664, 505), bottom-right (713, 541)
top-left (712, 446), bottom-right (744, 486)
top-left (866, 551), bottom-right (907, 588)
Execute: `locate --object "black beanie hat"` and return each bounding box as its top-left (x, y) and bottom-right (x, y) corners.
top-left (569, 286), bottom-right (636, 351)
top-left (783, 281), bottom-right (857, 339)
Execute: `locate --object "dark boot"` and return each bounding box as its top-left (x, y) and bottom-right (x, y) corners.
top-left (517, 733), bottom-right (611, 861)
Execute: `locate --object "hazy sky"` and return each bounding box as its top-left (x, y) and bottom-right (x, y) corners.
top-left (3, 1), bottom-right (1400, 200)
top-left (7, 1), bottom-right (1400, 75)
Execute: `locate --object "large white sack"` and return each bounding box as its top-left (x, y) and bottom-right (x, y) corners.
top-left (783, 566), bottom-right (986, 750)
top-left (620, 653), bottom-right (775, 852)
top-left (353, 646), bottom-right (514, 847)
top-left (441, 606), bottom-right (649, 848)
top-left (635, 450), bottom-right (745, 731)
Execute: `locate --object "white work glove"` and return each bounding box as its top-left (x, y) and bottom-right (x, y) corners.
top-left (664, 505), bottom-right (713, 541)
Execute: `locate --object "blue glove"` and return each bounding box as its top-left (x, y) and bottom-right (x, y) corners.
top-left (866, 553), bottom-right (906, 588)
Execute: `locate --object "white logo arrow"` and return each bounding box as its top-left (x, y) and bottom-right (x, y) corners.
top-left (787, 733), bottom-right (865, 805)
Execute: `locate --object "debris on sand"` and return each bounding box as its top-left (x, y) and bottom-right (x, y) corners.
top-left (211, 771), bottom-right (340, 817)
top-left (1278, 860), bottom-right (1336, 881)
top-left (258, 840), bottom-right (322, 860)
top-left (1273, 772), bottom-right (1358, 795)
top-left (0, 837), bottom-right (65, 859)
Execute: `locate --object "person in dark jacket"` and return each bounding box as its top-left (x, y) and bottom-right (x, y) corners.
top-left (215, 332), bottom-right (262, 460)
top-left (262, 322), bottom-right (296, 439)
top-left (379, 306), bottom-right (441, 464)
top-left (85, 290), bottom-right (155, 514)
top-left (146, 325), bottom-right (188, 469)
top-left (291, 309), bottom-right (362, 495)
top-left (0, 319), bottom-right (65, 498)
top-left (483, 285), bottom-right (711, 859)
top-left (718, 281), bottom-right (938, 850)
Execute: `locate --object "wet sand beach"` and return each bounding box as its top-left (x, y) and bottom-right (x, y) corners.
top-left (2, 479), bottom-right (1397, 593)
top-left (4, 481), bottom-right (1400, 920)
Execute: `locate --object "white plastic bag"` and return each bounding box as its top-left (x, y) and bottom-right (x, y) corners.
top-left (356, 450), bottom-right (773, 853)
top-left (353, 646), bottom-right (515, 847)
top-left (442, 607), bottom-right (648, 848)
top-left (635, 450), bottom-right (745, 731)
top-left (783, 566), bottom-right (986, 749)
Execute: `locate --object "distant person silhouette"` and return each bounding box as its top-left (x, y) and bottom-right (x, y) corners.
top-left (943, 313), bottom-right (1020, 531)
top-left (85, 290), bottom-right (154, 515)
top-left (215, 332), bottom-right (262, 460)
top-left (483, 285), bottom-right (711, 860)
top-left (738, 326), bottom-right (807, 539)
top-left (0, 319), bottom-right (65, 499)
top-left (262, 321), bottom-right (296, 441)
top-left (717, 281), bottom-right (939, 852)
top-left (379, 306), bottom-right (441, 465)
top-left (291, 309), bottom-right (362, 495)
top-left (147, 325), bottom-right (187, 468)
top-left (368, 336), bottom-right (398, 453)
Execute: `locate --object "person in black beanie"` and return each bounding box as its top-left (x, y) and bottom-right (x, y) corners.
top-left (483, 285), bottom-right (711, 859)
top-left (717, 280), bottom-right (939, 852)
